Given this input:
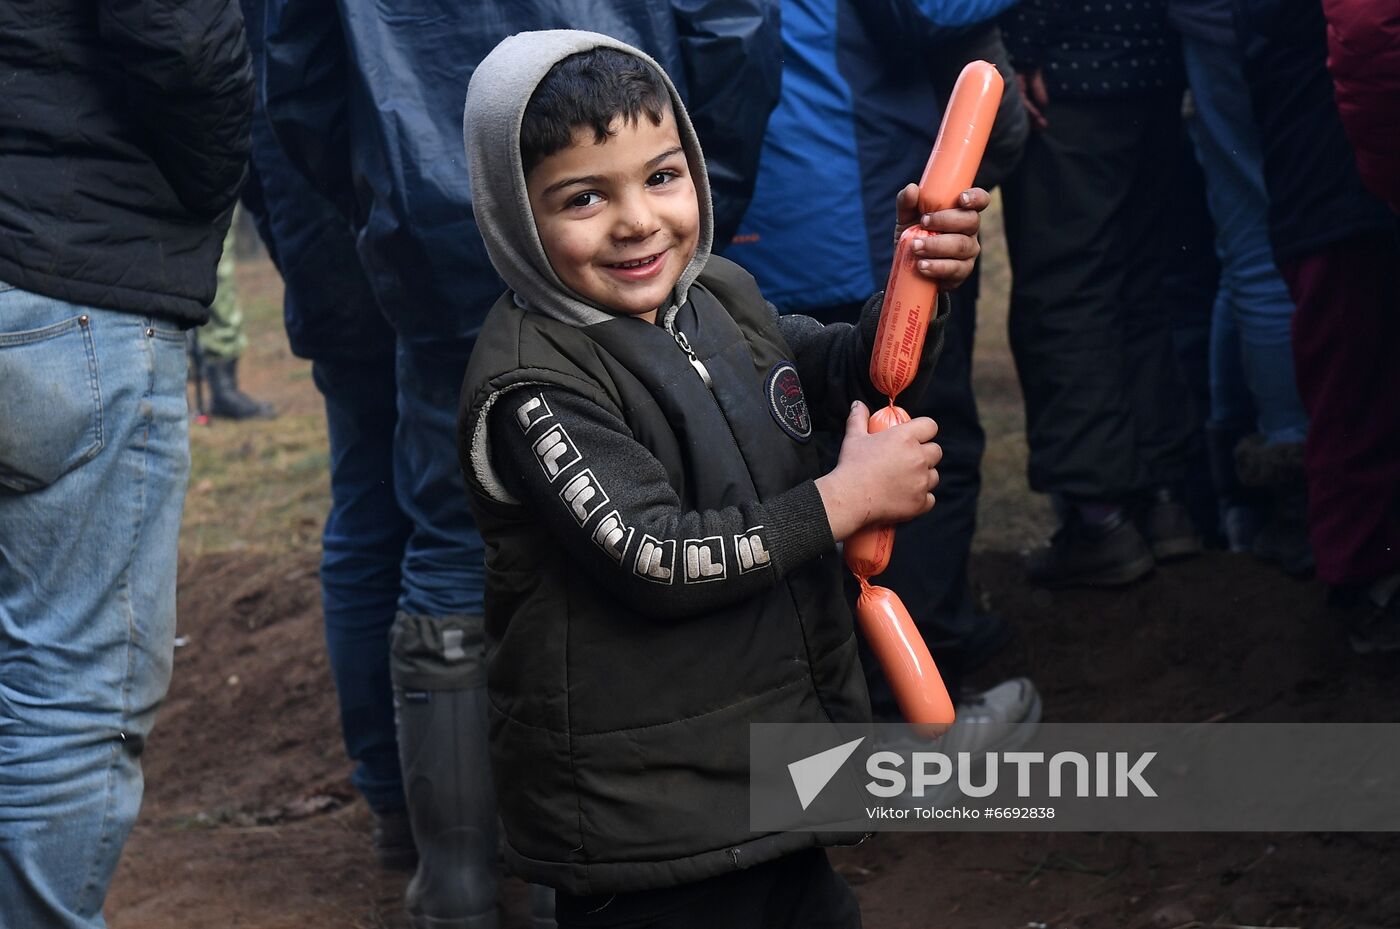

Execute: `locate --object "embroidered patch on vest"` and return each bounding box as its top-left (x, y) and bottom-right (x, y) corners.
top-left (765, 362), bottom-right (812, 442)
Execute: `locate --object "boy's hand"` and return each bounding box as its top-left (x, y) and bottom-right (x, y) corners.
top-left (815, 401), bottom-right (943, 542)
top-left (893, 184), bottom-right (990, 291)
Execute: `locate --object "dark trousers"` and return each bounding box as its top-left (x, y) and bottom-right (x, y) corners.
top-left (1002, 92), bottom-right (1197, 501)
top-left (313, 355), bottom-right (412, 813)
top-left (804, 268), bottom-right (992, 707)
top-left (1283, 231), bottom-right (1400, 586)
top-left (555, 849), bottom-right (861, 929)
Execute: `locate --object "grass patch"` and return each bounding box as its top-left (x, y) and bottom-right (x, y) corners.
top-left (180, 261), bottom-right (331, 558)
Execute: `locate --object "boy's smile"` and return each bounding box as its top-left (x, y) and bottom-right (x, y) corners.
top-left (526, 109), bottom-right (700, 324)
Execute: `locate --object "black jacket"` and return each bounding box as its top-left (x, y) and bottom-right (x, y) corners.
top-left (459, 257), bottom-right (949, 894)
top-left (0, 0), bottom-right (254, 324)
top-left (1235, 0), bottom-right (1395, 263)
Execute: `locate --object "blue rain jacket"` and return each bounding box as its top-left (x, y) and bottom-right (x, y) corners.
top-left (727, 0), bottom-right (1017, 312)
top-left (238, 0), bottom-right (390, 362)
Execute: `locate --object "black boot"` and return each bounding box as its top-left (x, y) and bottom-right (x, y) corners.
top-left (1027, 508), bottom-right (1156, 589)
top-left (391, 613), bottom-right (501, 929)
top-left (204, 357), bottom-right (276, 420)
top-left (1134, 487), bottom-right (1202, 563)
top-left (371, 807), bottom-right (419, 872)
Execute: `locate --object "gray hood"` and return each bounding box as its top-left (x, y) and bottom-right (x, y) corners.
top-left (463, 30), bottom-right (714, 328)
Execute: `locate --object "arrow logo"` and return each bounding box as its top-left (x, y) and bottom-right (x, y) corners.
top-left (788, 737), bottom-right (865, 810)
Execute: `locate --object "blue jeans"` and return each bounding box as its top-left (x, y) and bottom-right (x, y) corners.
top-left (1182, 37), bottom-right (1309, 446)
top-left (310, 340), bottom-right (485, 813)
top-left (393, 338), bottom-right (484, 618)
top-left (0, 285), bottom-right (189, 929)
top-left (314, 355), bottom-right (412, 813)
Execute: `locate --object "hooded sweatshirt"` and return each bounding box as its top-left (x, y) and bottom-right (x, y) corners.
top-left (458, 30), bottom-right (949, 895)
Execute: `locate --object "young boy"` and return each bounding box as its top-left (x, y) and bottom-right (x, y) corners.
top-left (460, 30), bottom-right (987, 928)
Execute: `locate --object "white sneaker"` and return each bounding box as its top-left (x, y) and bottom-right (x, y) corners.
top-left (876, 677), bottom-right (1043, 807)
top-left (936, 677), bottom-right (1042, 759)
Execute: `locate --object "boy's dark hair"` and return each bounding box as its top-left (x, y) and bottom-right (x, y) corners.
top-left (520, 47), bottom-right (671, 176)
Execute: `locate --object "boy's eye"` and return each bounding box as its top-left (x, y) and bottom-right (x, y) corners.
top-left (568, 191), bottom-right (602, 209)
top-left (646, 170), bottom-right (677, 187)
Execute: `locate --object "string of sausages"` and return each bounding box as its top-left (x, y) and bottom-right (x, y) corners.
top-left (847, 61), bottom-right (1004, 737)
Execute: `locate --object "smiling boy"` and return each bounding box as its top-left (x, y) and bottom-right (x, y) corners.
top-left (460, 30), bottom-right (986, 927)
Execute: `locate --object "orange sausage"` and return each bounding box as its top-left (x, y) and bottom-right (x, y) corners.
top-left (869, 61), bottom-right (1003, 401)
top-left (869, 229), bottom-right (937, 400)
top-left (844, 404), bottom-right (911, 578)
top-left (917, 60), bottom-right (1004, 215)
top-left (856, 583), bottom-right (955, 736)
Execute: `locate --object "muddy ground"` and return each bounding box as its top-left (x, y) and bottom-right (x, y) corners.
top-left (106, 230), bottom-right (1399, 928)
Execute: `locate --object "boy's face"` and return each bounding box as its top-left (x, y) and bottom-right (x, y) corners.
top-left (526, 107), bottom-right (700, 324)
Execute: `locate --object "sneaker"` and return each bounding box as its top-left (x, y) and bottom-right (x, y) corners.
top-left (1027, 511), bottom-right (1155, 588)
top-left (1135, 488), bottom-right (1202, 562)
top-left (1349, 574), bottom-right (1400, 655)
top-left (877, 678), bottom-right (1043, 755)
top-left (371, 807), bottom-right (419, 872)
top-left (937, 677), bottom-right (1042, 758)
top-left (877, 678), bottom-right (1043, 806)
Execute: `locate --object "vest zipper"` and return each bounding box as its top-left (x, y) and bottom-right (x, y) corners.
top-left (664, 313), bottom-right (750, 488)
top-left (666, 321), bottom-right (713, 390)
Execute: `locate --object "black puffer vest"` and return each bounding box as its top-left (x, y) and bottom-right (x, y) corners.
top-left (459, 257), bottom-right (871, 895)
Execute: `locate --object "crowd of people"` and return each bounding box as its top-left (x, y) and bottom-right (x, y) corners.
top-left (1, 0), bottom-right (1396, 927)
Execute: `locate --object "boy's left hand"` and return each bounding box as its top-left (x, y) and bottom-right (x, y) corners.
top-left (893, 184), bottom-right (990, 291)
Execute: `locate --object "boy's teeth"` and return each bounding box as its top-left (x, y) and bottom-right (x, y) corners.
top-left (614, 255), bottom-right (656, 269)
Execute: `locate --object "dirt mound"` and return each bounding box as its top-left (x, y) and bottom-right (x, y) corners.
top-left (108, 548), bottom-right (1400, 929)
top-left (969, 549), bottom-right (1396, 724)
top-left (146, 552), bottom-right (347, 819)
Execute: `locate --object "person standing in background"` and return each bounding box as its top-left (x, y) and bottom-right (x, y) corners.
top-left (1167, 0), bottom-right (1312, 573)
top-left (261, 3), bottom-right (781, 926)
top-left (0, 0), bottom-right (252, 925)
top-left (195, 222), bottom-right (279, 421)
top-left (1000, 0), bottom-right (1202, 588)
top-left (236, 0), bottom-right (415, 869)
top-left (1235, 0), bottom-right (1400, 652)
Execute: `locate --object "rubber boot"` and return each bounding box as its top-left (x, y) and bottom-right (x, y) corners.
top-left (391, 612), bottom-right (500, 929)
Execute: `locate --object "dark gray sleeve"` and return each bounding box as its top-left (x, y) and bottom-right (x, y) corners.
top-left (775, 290), bottom-right (952, 432)
top-left (488, 387), bottom-right (835, 621)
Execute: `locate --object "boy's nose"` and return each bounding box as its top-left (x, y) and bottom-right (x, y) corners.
top-left (612, 195), bottom-right (659, 239)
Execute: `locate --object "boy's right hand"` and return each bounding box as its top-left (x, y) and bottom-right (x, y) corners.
top-left (815, 401), bottom-right (942, 542)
